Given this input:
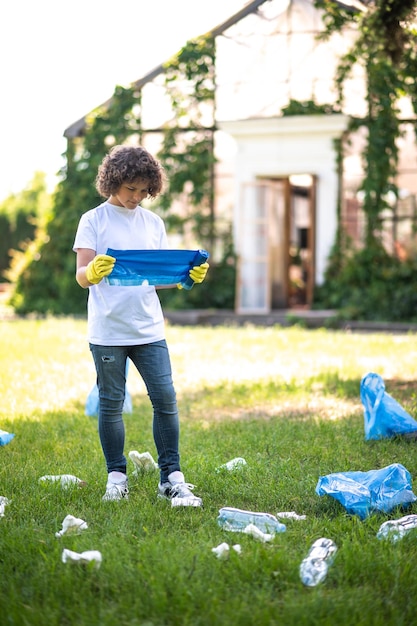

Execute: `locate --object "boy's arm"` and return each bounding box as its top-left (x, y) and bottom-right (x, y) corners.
top-left (75, 248), bottom-right (115, 288)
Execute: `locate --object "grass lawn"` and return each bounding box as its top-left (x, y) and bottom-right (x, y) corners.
top-left (1, 317), bottom-right (417, 625)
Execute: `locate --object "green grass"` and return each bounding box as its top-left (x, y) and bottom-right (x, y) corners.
top-left (2, 318), bottom-right (417, 625)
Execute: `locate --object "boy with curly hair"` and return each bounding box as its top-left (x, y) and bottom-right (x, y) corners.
top-left (73, 144), bottom-right (209, 505)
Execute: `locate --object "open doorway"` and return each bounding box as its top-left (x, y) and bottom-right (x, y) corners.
top-left (235, 175), bottom-right (316, 313)
top-left (286, 174), bottom-right (316, 308)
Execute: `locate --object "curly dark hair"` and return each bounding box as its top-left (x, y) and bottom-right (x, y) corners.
top-left (95, 145), bottom-right (165, 199)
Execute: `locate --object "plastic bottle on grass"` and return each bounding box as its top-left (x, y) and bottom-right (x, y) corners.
top-left (377, 514), bottom-right (417, 542)
top-left (217, 507), bottom-right (286, 534)
top-left (129, 450), bottom-right (158, 473)
top-left (62, 549), bottom-right (102, 569)
top-left (216, 457), bottom-right (247, 472)
top-left (0, 496), bottom-right (10, 517)
top-left (39, 474), bottom-right (86, 488)
top-left (299, 538), bottom-right (337, 587)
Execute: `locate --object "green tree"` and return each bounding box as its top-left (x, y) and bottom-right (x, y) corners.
top-left (0, 172), bottom-right (51, 283)
top-left (158, 36), bottom-right (217, 248)
top-left (9, 86), bottom-right (140, 315)
top-left (315, 0), bottom-right (417, 245)
top-left (314, 0), bottom-right (417, 320)
top-left (9, 36), bottom-right (235, 315)
top-left (0, 213), bottom-right (12, 278)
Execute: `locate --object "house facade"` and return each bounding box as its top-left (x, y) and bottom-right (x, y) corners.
top-left (213, 0), bottom-right (351, 312)
top-left (219, 114), bottom-right (349, 312)
top-left (64, 0), bottom-right (417, 313)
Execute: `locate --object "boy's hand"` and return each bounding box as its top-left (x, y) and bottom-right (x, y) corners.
top-left (189, 262), bottom-right (209, 283)
top-left (86, 254), bottom-right (116, 284)
top-left (177, 262), bottom-right (210, 289)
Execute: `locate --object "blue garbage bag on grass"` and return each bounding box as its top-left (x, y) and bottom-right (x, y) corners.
top-left (104, 248), bottom-right (209, 289)
top-left (360, 372), bottom-right (417, 440)
top-left (316, 463), bottom-right (417, 520)
top-left (85, 360), bottom-right (132, 417)
top-left (0, 429), bottom-right (15, 446)
top-left (85, 385), bottom-right (132, 417)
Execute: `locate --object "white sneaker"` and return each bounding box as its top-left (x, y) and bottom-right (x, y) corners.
top-left (102, 472), bottom-right (129, 501)
top-left (158, 471), bottom-right (202, 507)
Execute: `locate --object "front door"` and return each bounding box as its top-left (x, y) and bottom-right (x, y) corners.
top-left (235, 175), bottom-right (316, 313)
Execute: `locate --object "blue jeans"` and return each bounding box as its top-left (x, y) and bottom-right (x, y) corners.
top-left (89, 340), bottom-right (180, 483)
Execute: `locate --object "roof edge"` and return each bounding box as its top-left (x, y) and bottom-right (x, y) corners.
top-left (64, 0), bottom-right (270, 139)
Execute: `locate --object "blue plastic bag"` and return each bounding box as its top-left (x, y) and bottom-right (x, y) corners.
top-left (360, 372), bottom-right (417, 440)
top-left (316, 463), bottom-right (417, 519)
top-left (105, 248), bottom-right (209, 289)
top-left (0, 429), bottom-right (15, 446)
top-left (85, 360), bottom-right (132, 417)
top-left (85, 386), bottom-right (132, 417)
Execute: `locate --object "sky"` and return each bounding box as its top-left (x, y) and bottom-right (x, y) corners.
top-left (0, 0), bottom-right (247, 202)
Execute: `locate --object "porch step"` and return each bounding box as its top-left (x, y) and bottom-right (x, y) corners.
top-left (164, 309), bottom-right (417, 332)
top-left (164, 309), bottom-right (337, 328)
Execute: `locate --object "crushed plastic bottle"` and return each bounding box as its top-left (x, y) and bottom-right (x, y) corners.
top-left (377, 514), bottom-right (417, 543)
top-left (212, 542), bottom-right (242, 559)
top-left (0, 496), bottom-right (10, 517)
top-left (39, 474), bottom-right (86, 488)
top-left (216, 457), bottom-right (247, 472)
top-left (62, 549), bottom-right (102, 569)
top-left (128, 450), bottom-right (158, 473)
top-left (299, 538), bottom-right (337, 587)
top-left (277, 511), bottom-right (307, 521)
top-left (243, 523), bottom-right (274, 542)
top-left (217, 507), bottom-right (286, 534)
top-left (55, 514), bottom-right (88, 538)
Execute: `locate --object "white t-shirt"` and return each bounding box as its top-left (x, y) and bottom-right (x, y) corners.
top-left (73, 201), bottom-right (168, 346)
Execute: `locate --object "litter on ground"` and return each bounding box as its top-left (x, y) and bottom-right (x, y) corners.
top-left (62, 549), bottom-right (102, 569)
top-left (216, 457), bottom-right (247, 472)
top-left (55, 514), bottom-right (88, 538)
top-left (243, 523), bottom-right (274, 542)
top-left (316, 462), bottom-right (417, 519)
top-left (212, 542), bottom-right (242, 559)
top-left (276, 511), bottom-right (306, 520)
top-left (0, 496), bottom-right (10, 517)
top-left (128, 450), bottom-right (158, 474)
top-left (0, 429), bottom-right (15, 446)
top-left (39, 474), bottom-right (87, 488)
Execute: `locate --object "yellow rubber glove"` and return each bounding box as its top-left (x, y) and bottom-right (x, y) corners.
top-left (177, 262), bottom-right (210, 289)
top-left (86, 254), bottom-right (116, 284)
top-left (190, 262), bottom-right (209, 283)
